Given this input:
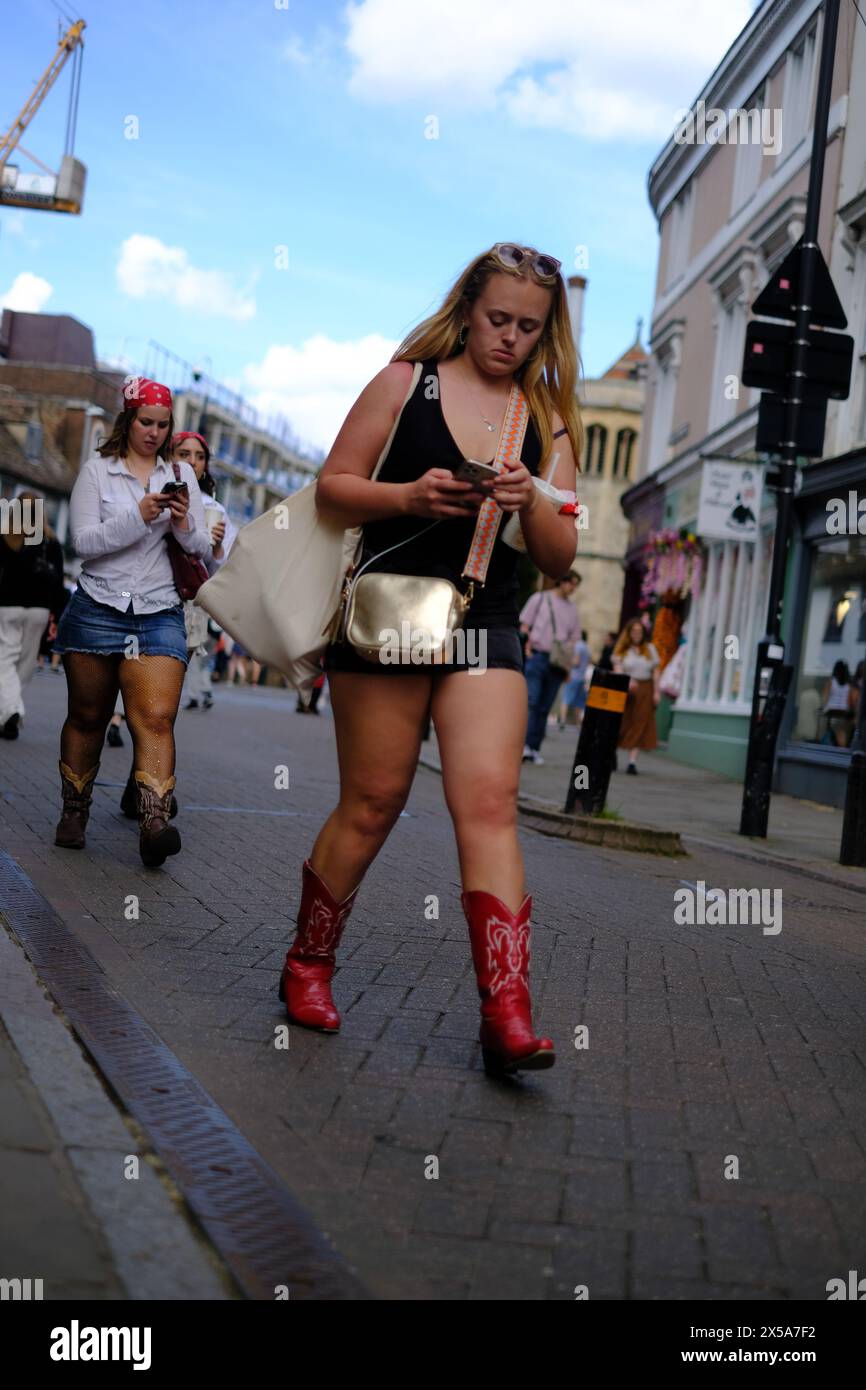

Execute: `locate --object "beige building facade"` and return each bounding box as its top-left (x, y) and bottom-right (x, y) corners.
top-left (621, 0), bottom-right (863, 796)
top-left (577, 334), bottom-right (648, 659)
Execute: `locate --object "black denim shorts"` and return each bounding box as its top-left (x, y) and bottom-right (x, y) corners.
top-left (323, 624), bottom-right (525, 677)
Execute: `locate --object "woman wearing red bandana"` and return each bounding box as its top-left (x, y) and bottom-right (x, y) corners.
top-left (52, 378), bottom-right (212, 867)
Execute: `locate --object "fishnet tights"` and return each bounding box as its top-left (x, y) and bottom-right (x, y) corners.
top-left (61, 652), bottom-right (185, 786)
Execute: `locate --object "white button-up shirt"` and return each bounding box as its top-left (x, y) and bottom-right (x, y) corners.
top-left (70, 454), bottom-right (212, 614)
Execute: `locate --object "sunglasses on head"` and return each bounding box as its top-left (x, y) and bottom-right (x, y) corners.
top-left (492, 243), bottom-right (562, 282)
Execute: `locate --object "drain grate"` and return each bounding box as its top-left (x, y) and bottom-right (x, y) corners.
top-left (0, 852), bottom-right (368, 1301)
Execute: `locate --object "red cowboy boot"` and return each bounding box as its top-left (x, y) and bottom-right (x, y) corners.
top-left (278, 858), bottom-right (360, 1032)
top-left (461, 888), bottom-right (555, 1076)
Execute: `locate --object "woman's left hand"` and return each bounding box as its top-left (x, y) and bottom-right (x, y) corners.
top-left (489, 460), bottom-right (536, 515)
top-left (652, 689), bottom-right (661, 707)
top-left (166, 490), bottom-right (191, 531)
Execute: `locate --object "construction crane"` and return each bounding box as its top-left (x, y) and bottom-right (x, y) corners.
top-left (0, 18), bottom-right (87, 215)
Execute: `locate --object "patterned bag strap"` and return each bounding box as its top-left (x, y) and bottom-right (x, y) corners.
top-left (461, 381), bottom-right (530, 587)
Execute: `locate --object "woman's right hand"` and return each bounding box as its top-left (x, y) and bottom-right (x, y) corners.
top-left (139, 494), bottom-right (167, 523)
top-left (404, 469), bottom-right (489, 519)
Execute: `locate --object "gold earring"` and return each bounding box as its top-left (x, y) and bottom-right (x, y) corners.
top-left (458, 324), bottom-right (468, 346)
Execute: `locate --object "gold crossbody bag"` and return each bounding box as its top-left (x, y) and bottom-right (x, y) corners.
top-left (329, 376), bottom-right (531, 666)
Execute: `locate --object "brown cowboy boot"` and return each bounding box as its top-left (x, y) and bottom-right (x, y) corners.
top-left (135, 771), bottom-right (181, 868)
top-left (278, 858), bottom-right (361, 1031)
top-left (120, 761), bottom-right (178, 819)
top-left (55, 761), bottom-right (100, 850)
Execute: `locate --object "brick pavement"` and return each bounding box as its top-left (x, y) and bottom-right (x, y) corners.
top-left (1, 674), bottom-right (866, 1299)
top-left (0, 908), bottom-right (232, 1300)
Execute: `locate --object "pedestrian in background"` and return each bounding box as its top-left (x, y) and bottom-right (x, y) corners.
top-left (278, 241), bottom-right (582, 1077)
top-left (558, 627), bottom-right (590, 730)
top-left (52, 378), bottom-right (211, 866)
top-left (519, 571), bottom-right (581, 764)
top-left (0, 488), bottom-right (66, 740)
top-left (118, 429), bottom-right (233, 819)
top-left (821, 659), bottom-right (855, 746)
top-left (597, 629), bottom-right (618, 671)
top-left (226, 639), bottom-right (249, 685)
top-left (173, 431), bottom-right (235, 712)
top-left (612, 616), bottom-right (661, 774)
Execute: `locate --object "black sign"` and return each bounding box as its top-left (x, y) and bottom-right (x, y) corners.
top-left (752, 239), bottom-right (847, 329)
top-left (743, 319), bottom-right (854, 400)
top-left (755, 391), bottom-right (827, 456)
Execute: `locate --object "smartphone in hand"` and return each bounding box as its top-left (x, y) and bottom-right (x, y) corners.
top-left (159, 481), bottom-right (189, 508)
top-left (453, 458), bottom-right (499, 487)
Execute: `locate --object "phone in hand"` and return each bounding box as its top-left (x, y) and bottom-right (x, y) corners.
top-left (159, 481), bottom-right (189, 507)
top-left (453, 458), bottom-right (499, 487)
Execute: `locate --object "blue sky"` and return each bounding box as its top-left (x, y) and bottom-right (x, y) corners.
top-left (1, 0), bottom-right (753, 452)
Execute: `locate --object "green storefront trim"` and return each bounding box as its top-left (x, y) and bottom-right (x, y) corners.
top-left (665, 709), bottom-right (751, 777)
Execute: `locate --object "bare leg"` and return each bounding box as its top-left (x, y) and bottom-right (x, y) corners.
top-left (308, 670), bottom-right (432, 899)
top-left (60, 653), bottom-right (121, 773)
top-left (119, 654), bottom-right (185, 786)
top-left (432, 667), bottom-right (527, 913)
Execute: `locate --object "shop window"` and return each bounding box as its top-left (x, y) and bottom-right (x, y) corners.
top-left (790, 537), bottom-right (866, 747)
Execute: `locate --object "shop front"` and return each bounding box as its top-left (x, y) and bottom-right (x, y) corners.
top-left (774, 448), bottom-right (866, 808)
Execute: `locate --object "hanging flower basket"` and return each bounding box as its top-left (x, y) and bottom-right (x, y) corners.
top-left (638, 528), bottom-right (703, 611)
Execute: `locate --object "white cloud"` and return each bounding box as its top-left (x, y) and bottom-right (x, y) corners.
top-left (344, 0), bottom-right (752, 141)
top-left (1, 271), bottom-right (53, 312)
top-left (283, 35), bottom-right (312, 65)
top-left (242, 332), bottom-right (398, 453)
top-left (116, 234), bottom-right (256, 321)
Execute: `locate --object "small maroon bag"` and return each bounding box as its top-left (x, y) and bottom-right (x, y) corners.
top-left (164, 462), bottom-right (209, 600)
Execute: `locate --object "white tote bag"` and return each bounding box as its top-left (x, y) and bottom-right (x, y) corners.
top-left (194, 361), bottom-right (422, 690)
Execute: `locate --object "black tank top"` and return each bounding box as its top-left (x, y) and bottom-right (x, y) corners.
top-left (360, 357), bottom-right (542, 627)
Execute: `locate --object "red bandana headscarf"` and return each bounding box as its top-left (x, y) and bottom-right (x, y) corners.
top-left (122, 376), bottom-right (173, 409)
top-left (171, 431), bottom-right (209, 453)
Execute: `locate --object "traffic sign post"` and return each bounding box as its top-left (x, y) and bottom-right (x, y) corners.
top-left (739, 0), bottom-right (850, 839)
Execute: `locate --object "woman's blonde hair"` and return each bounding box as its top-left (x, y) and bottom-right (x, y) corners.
top-left (390, 246), bottom-right (584, 472)
top-left (614, 616), bottom-right (650, 659)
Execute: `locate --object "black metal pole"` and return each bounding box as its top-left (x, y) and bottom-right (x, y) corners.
top-left (740, 0), bottom-right (840, 837)
top-left (840, 660), bottom-right (866, 865)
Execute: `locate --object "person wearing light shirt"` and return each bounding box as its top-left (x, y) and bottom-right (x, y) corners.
top-left (519, 572), bottom-right (582, 764)
top-left (172, 431), bottom-right (237, 712)
top-left (52, 378), bottom-right (211, 867)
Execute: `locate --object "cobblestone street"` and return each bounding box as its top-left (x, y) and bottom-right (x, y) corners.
top-left (2, 676), bottom-right (866, 1300)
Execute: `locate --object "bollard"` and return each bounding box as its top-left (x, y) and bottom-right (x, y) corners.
top-left (740, 654), bottom-right (793, 838)
top-left (840, 751), bottom-right (866, 866)
top-left (564, 670), bottom-right (631, 815)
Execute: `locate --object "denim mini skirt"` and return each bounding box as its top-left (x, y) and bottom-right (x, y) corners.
top-left (53, 586), bottom-right (188, 664)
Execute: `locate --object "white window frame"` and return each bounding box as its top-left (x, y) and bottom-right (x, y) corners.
top-left (730, 84), bottom-right (766, 217)
top-left (707, 248), bottom-right (756, 434)
top-left (779, 18), bottom-right (820, 165)
top-left (678, 524), bottom-right (774, 713)
top-left (647, 320), bottom-right (685, 473)
top-left (664, 185), bottom-right (694, 292)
